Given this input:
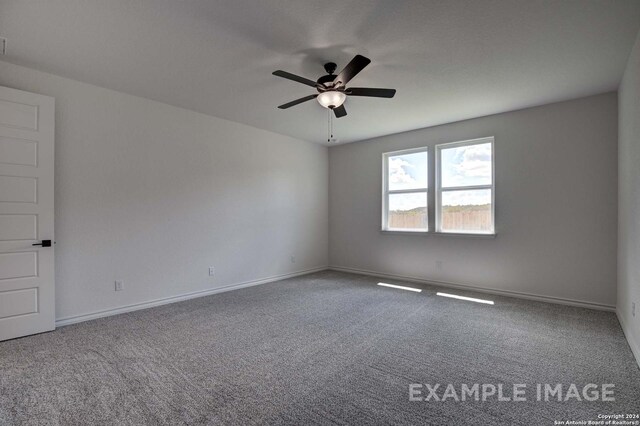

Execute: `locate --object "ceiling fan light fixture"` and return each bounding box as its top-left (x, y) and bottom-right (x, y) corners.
top-left (317, 90), bottom-right (346, 109)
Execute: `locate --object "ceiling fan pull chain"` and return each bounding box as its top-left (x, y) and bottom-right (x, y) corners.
top-left (329, 109), bottom-right (334, 142)
top-left (327, 108), bottom-right (335, 142)
top-left (327, 109), bottom-right (330, 143)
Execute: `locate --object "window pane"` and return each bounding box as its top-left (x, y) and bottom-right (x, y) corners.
top-left (441, 142), bottom-right (492, 188)
top-left (388, 192), bottom-right (428, 230)
top-left (441, 189), bottom-right (492, 232)
top-left (387, 151), bottom-right (428, 191)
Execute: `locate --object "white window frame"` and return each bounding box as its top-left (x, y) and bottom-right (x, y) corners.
top-left (435, 137), bottom-right (495, 235)
top-left (382, 147), bottom-right (429, 232)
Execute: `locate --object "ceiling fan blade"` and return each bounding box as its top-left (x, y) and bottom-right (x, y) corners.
top-left (347, 87), bottom-right (396, 98)
top-left (277, 94), bottom-right (318, 109)
top-left (333, 55), bottom-right (371, 87)
top-left (333, 104), bottom-right (347, 118)
top-left (272, 70), bottom-right (318, 87)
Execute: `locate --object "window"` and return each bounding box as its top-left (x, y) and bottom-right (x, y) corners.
top-left (381, 137), bottom-right (495, 236)
top-left (382, 148), bottom-right (428, 232)
top-left (436, 137), bottom-right (494, 234)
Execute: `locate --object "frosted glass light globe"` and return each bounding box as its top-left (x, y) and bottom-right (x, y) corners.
top-left (317, 91), bottom-right (346, 109)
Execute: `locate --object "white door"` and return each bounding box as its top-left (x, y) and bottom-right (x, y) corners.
top-left (0, 86), bottom-right (55, 341)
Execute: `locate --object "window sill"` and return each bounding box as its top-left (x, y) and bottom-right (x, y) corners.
top-left (380, 230), bottom-right (496, 239)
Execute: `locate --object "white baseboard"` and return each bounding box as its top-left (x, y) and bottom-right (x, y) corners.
top-left (616, 310), bottom-right (640, 369)
top-left (329, 265), bottom-right (616, 312)
top-left (55, 266), bottom-right (328, 327)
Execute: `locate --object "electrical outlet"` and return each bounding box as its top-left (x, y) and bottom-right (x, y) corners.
top-left (290, 255), bottom-right (296, 263)
top-left (633, 302), bottom-right (636, 317)
top-left (114, 280), bottom-right (123, 291)
top-left (209, 267), bottom-right (215, 276)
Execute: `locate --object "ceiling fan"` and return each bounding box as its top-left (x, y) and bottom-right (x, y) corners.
top-left (272, 54), bottom-right (396, 118)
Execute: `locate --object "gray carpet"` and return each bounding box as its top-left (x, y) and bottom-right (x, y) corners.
top-left (1, 271), bottom-right (639, 425)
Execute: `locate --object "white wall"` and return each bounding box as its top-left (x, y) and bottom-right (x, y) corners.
top-left (618, 30), bottom-right (640, 361)
top-left (0, 60), bottom-right (329, 322)
top-left (329, 93), bottom-right (618, 308)
top-left (0, 57), bottom-right (623, 324)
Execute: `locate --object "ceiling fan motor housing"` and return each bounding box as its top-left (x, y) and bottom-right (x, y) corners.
top-left (317, 62), bottom-right (339, 89)
top-left (317, 74), bottom-right (337, 89)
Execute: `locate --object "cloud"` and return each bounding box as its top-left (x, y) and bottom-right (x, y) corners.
top-left (443, 143), bottom-right (492, 186)
top-left (454, 144), bottom-right (491, 178)
top-left (461, 144), bottom-right (491, 162)
top-left (389, 157), bottom-right (416, 185)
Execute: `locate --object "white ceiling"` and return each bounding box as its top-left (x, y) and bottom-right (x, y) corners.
top-left (1, 1), bottom-right (639, 145)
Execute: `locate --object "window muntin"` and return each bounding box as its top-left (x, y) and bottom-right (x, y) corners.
top-left (383, 148), bottom-right (428, 232)
top-left (436, 138), bottom-right (494, 234)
